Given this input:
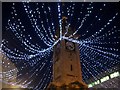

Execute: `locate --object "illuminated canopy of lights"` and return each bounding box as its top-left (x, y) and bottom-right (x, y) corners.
top-left (1, 2), bottom-right (120, 90)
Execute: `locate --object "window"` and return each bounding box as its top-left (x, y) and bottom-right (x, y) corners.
top-left (110, 71), bottom-right (120, 78)
top-left (71, 65), bottom-right (73, 71)
top-left (100, 76), bottom-right (109, 83)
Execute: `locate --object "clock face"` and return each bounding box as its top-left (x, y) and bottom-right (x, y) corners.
top-left (66, 41), bottom-right (75, 51)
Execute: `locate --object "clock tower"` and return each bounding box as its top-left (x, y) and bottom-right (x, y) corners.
top-left (47, 17), bottom-right (88, 89)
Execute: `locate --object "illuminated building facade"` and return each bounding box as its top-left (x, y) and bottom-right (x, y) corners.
top-left (88, 65), bottom-right (120, 89)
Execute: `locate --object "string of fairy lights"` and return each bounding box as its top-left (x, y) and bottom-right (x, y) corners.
top-left (1, 2), bottom-right (120, 89)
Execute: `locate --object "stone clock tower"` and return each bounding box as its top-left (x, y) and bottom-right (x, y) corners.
top-left (47, 17), bottom-right (88, 89)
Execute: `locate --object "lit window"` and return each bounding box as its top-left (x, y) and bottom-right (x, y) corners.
top-left (100, 76), bottom-right (109, 83)
top-left (88, 84), bottom-right (93, 88)
top-left (110, 72), bottom-right (120, 78)
top-left (94, 80), bottom-right (100, 85)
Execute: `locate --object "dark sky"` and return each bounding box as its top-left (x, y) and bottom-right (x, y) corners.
top-left (2, 2), bottom-right (120, 89)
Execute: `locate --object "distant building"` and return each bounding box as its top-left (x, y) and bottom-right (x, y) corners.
top-left (0, 52), bottom-right (19, 89)
top-left (0, 52), bottom-right (2, 90)
top-left (87, 65), bottom-right (120, 89)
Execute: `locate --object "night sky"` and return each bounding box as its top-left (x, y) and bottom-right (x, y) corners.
top-left (2, 2), bottom-right (120, 89)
